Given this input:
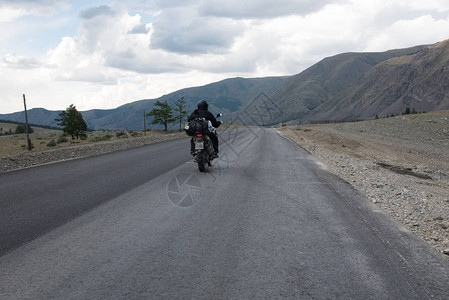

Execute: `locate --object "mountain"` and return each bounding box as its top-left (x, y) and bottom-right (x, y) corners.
top-left (233, 44), bottom-right (428, 125)
top-left (0, 77), bottom-right (287, 130)
top-left (304, 40), bottom-right (449, 122)
top-left (3, 39), bottom-right (449, 129)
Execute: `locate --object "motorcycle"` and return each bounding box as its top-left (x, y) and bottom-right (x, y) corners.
top-left (185, 114), bottom-right (222, 172)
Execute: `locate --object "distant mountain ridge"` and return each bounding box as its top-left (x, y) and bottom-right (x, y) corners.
top-left (2, 39), bottom-right (449, 129)
top-left (233, 44), bottom-right (429, 125)
top-left (0, 77), bottom-right (287, 130)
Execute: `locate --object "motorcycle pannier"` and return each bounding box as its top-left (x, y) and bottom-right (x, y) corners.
top-left (184, 118), bottom-right (210, 136)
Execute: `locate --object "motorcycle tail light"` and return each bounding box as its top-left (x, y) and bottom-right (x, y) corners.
top-left (196, 134), bottom-right (203, 137)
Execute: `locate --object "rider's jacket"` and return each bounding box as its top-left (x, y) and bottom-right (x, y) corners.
top-left (188, 109), bottom-right (220, 128)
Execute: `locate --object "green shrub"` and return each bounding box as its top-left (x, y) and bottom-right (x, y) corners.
top-left (47, 139), bottom-right (57, 147)
top-left (57, 135), bottom-right (68, 144)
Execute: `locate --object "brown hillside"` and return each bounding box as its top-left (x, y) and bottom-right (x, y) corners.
top-left (308, 39), bottom-right (449, 122)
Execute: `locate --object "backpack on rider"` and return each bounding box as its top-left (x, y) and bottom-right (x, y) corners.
top-left (184, 117), bottom-right (210, 136)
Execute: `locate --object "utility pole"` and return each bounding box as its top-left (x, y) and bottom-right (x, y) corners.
top-left (143, 110), bottom-right (147, 136)
top-left (22, 94), bottom-right (32, 151)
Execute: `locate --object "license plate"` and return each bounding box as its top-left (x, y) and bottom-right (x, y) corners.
top-left (195, 142), bottom-right (204, 150)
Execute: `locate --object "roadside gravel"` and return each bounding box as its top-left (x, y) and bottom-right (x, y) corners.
top-left (278, 111), bottom-right (449, 256)
top-left (0, 132), bottom-right (186, 173)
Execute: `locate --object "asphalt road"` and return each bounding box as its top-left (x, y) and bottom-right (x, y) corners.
top-left (0, 128), bottom-right (448, 299)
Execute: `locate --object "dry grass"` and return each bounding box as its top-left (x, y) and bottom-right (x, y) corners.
top-left (0, 123), bottom-right (172, 158)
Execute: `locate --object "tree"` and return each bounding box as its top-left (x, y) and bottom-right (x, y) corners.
top-left (147, 100), bottom-right (175, 131)
top-left (55, 104), bottom-right (87, 140)
top-left (173, 97), bottom-right (188, 131)
top-left (15, 124), bottom-right (34, 134)
top-left (403, 106), bottom-right (411, 115)
top-left (15, 125), bottom-right (24, 134)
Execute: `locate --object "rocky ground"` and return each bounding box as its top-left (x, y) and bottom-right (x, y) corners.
top-left (278, 111), bottom-right (449, 256)
top-left (0, 131), bottom-right (186, 173)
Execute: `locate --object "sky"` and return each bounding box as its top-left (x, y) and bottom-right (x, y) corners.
top-left (1, 0), bottom-right (449, 114)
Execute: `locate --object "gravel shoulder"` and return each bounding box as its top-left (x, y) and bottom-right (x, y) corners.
top-left (278, 111), bottom-right (449, 256)
top-left (0, 131), bottom-right (187, 173)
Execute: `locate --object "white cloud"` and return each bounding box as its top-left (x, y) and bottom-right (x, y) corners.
top-left (79, 5), bottom-right (115, 19)
top-left (46, 4), bottom-right (141, 81)
top-left (149, 7), bottom-right (244, 54)
top-left (1, 0), bottom-right (449, 114)
top-left (128, 23), bottom-right (149, 34)
top-left (199, 0), bottom-right (338, 19)
top-left (0, 0), bottom-right (69, 21)
top-left (2, 53), bottom-right (43, 69)
top-left (0, 6), bottom-right (27, 22)
top-left (399, 0), bottom-right (449, 12)
top-left (364, 15), bottom-right (449, 51)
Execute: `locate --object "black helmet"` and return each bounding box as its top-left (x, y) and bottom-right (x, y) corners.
top-left (197, 100), bottom-right (208, 110)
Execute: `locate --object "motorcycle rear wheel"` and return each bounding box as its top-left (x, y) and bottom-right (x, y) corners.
top-left (198, 162), bottom-right (206, 172)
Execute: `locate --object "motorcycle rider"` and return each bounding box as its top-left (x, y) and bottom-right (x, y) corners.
top-left (188, 100), bottom-right (221, 156)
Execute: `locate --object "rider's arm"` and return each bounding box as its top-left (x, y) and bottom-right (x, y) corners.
top-left (207, 112), bottom-right (220, 128)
